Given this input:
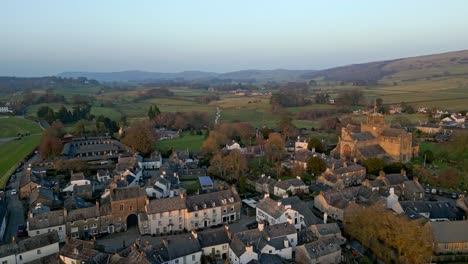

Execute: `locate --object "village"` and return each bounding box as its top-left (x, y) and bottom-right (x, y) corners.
top-left (0, 106), bottom-right (467, 264)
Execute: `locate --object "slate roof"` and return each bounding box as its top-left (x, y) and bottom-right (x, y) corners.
top-left (357, 145), bottom-right (386, 158)
top-left (402, 180), bottom-right (424, 194)
top-left (299, 237), bottom-right (342, 259)
top-left (59, 239), bottom-right (101, 262)
top-left (29, 187), bottom-right (58, 206)
top-left (333, 164), bottom-right (365, 175)
top-left (185, 187), bottom-right (240, 212)
top-left (110, 186), bottom-right (146, 201)
top-left (198, 227), bottom-right (231, 248)
top-left (28, 209), bottom-right (65, 230)
top-left (312, 223), bottom-right (341, 236)
top-left (256, 175), bottom-right (277, 186)
top-left (431, 221), bottom-right (468, 243)
top-left (345, 124), bottom-right (361, 133)
top-left (281, 196), bottom-right (321, 226)
top-left (264, 222), bottom-right (297, 238)
top-left (67, 205), bottom-right (99, 222)
top-left (256, 197), bottom-right (285, 219)
top-left (146, 196), bottom-right (186, 214)
top-left (399, 201), bottom-right (459, 220)
top-left (275, 178), bottom-right (306, 190)
top-left (351, 132), bottom-right (375, 141)
top-left (148, 234), bottom-right (201, 262)
top-left (294, 149), bottom-right (316, 163)
top-left (0, 231), bottom-right (59, 258)
top-left (383, 173), bottom-right (408, 186)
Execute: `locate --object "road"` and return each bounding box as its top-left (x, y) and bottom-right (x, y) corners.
top-left (3, 171), bottom-right (25, 243)
top-left (2, 154), bottom-right (39, 243)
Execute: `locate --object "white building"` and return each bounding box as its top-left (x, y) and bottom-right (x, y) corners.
top-left (0, 231), bottom-right (59, 264)
top-left (139, 196), bottom-right (187, 235)
top-left (0, 106), bottom-right (13, 113)
top-left (274, 177), bottom-right (308, 197)
top-left (27, 206), bottom-right (66, 242)
top-left (96, 170), bottom-right (111, 183)
top-left (62, 172), bottom-right (92, 193)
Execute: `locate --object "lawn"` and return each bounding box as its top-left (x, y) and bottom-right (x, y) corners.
top-left (0, 117), bottom-right (42, 138)
top-left (155, 133), bottom-right (205, 152)
top-left (91, 106), bottom-right (122, 121)
top-left (0, 134), bottom-right (41, 188)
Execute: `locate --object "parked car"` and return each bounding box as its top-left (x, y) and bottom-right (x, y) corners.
top-left (451, 193), bottom-right (459, 199)
top-left (438, 189), bottom-right (444, 196)
top-left (429, 196), bottom-right (438, 201)
top-left (431, 189), bottom-right (437, 194)
top-left (424, 187), bottom-right (430, 194)
top-left (10, 189), bottom-right (17, 195)
top-left (17, 224), bottom-right (27, 237)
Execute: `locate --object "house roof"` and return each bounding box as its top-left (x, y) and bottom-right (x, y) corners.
top-left (28, 209), bottom-right (65, 230)
top-left (402, 180), bottom-right (424, 194)
top-left (298, 237), bottom-right (342, 259)
top-left (281, 196), bottom-right (321, 226)
top-left (333, 164), bottom-right (365, 175)
top-left (59, 239), bottom-right (101, 262)
top-left (431, 221), bottom-right (468, 243)
top-left (312, 223), bottom-right (341, 236)
top-left (198, 176), bottom-right (214, 186)
top-left (146, 196), bottom-right (186, 214)
top-left (256, 197), bottom-right (286, 219)
top-left (0, 231), bottom-right (59, 258)
top-left (381, 128), bottom-right (405, 137)
top-left (400, 201), bottom-right (459, 220)
top-left (67, 205), bottom-right (99, 222)
top-left (198, 227), bottom-right (231, 248)
top-left (382, 173), bottom-right (408, 186)
top-left (185, 187), bottom-right (240, 212)
top-left (29, 187), bottom-right (55, 205)
top-left (275, 178), bottom-right (305, 190)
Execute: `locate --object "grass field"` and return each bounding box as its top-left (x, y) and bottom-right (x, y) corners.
top-left (0, 117), bottom-right (42, 137)
top-left (155, 133), bottom-right (205, 152)
top-left (0, 135), bottom-right (41, 188)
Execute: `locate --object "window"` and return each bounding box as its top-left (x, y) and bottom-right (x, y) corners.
top-left (175, 260), bottom-right (179, 264)
top-left (230, 206), bottom-right (234, 212)
top-left (169, 219), bottom-right (172, 224)
top-left (120, 204), bottom-right (124, 211)
top-left (212, 209), bottom-right (216, 214)
top-left (156, 228), bottom-right (160, 234)
top-left (160, 213), bottom-right (163, 218)
top-left (291, 238), bottom-right (294, 243)
top-left (83, 225), bottom-right (88, 230)
top-left (130, 206), bottom-right (133, 211)
top-left (163, 227), bottom-right (167, 233)
top-left (223, 208), bottom-right (227, 213)
top-left (179, 224), bottom-right (182, 230)
top-left (2, 260), bottom-right (7, 264)
top-left (445, 243), bottom-right (449, 250)
top-left (59, 227), bottom-right (62, 231)
top-left (19, 256), bottom-right (22, 261)
top-left (195, 213), bottom-right (198, 218)
top-left (192, 255), bottom-right (195, 261)
top-left (158, 221), bottom-right (162, 226)
top-left (269, 250), bottom-right (272, 253)
top-left (37, 249), bottom-right (41, 254)
top-left (36, 231), bottom-right (40, 235)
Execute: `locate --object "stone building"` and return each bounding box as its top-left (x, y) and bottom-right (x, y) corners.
top-left (332, 113), bottom-right (418, 162)
top-left (430, 221), bottom-right (468, 254)
top-left (66, 204), bottom-right (100, 239)
top-left (108, 186), bottom-right (147, 232)
top-left (185, 187), bottom-right (241, 230)
top-left (139, 195), bottom-right (187, 235)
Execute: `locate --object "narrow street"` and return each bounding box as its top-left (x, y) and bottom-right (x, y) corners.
top-left (3, 171), bottom-right (25, 243)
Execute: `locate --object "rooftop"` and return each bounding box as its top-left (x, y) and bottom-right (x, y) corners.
top-left (431, 221), bottom-right (468, 243)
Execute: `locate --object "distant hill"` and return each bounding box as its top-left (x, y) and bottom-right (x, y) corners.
top-left (58, 69), bottom-right (315, 83)
top-left (302, 50), bottom-right (468, 83)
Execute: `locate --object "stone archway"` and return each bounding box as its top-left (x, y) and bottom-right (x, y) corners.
top-left (342, 144), bottom-right (352, 160)
top-left (126, 214), bottom-right (138, 230)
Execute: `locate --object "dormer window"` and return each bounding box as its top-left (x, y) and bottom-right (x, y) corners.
top-left (229, 197), bottom-right (234, 203)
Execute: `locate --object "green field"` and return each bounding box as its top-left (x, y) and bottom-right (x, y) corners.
top-left (0, 117), bottom-right (42, 137)
top-left (0, 135), bottom-right (41, 188)
top-left (155, 133), bottom-right (205, 152)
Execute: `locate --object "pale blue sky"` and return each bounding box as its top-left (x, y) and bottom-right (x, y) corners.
top-left (1, 0), bottom-right (468, 76)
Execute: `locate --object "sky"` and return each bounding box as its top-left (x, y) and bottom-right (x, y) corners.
top-left (1, 0), bottom-right (468, 76)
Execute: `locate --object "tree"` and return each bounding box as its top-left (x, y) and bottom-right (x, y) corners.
top-left (364, 158), bottom-right (387, 175)
top-left (39, 123), bottom-right (64, 160)
top-left (277, 116), bottom-right (298, 140)
top-left (75, 120), bottom-right (87, 136)
top-left (306, 156), bottom-right (326, 176)
top-left (121, 122), bottom-right (157, 156)
top-left (224, 149), bottom-right (248, 182)
top-left (264, 133), bottom-right (285, 163)
top-left (307, 137), bottom-right (324, 152)
top-left (423, 150), bottom-right (435, 164)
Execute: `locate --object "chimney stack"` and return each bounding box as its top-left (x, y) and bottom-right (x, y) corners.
top-left (191, 229), bottom-right (198, 239)
top-left (264, 193), bottom-right (269, 199)
top-left (277, 201), bottom-right (282, 207)
top-left (312, 147), bottom-right (316, 153)
top-left (258, 221), bottom-right (264, 231)
top-left (246, 242), bottom-right (253, 253)
top-left (324, 212), bottom-right (328, 224)
top-left (401, 169), bottom-right (406, 176)
top-left (284, 238), bottom-right (289, 248)
top-left (287, 216), bottom-right (293, 225)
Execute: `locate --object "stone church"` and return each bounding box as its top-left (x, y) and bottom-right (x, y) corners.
top-left (332, 113), bottom-right (419, 162)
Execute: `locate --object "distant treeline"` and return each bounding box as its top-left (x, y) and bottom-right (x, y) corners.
top-left (0, 76), bottom-right (99, 93)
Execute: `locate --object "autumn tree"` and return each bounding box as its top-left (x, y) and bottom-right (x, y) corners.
top-left (306, 156), bottom-right (326, 176)
top-left (201, 130), bottom-right (228, 155)
top-left (39, 121), bottom-right (65, 160)
top-left (277, 116), bottom-right (298, 140)
top-left (307, 137), bottom-right (324, 152)
top-left (264, 133), bottom-right (285, 163)
top-left (121, 122), bottom-right (156, 156)
top-left (344, 204), bottom-right (433, 264)
top-left (224, 149), bottom-right (248, 182)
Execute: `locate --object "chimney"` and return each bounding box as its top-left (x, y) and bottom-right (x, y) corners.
top-left (225, 225), bottom-right (232, 240)
top-left (258, 221), bottom-right (264, 231)
top-left (296, 176), bottom-right (301, 180)
top-left (277, 201), bottom-right (282, 207)
top-left (287, 216), bottom-right (293, 225)
top-left (401, 169), bottom-right (406, 176)
top-left (12, 236), bottom-right (16, 244)
top-left (191, 229), bottom-right (198, 239)
top-left (264, 193), bottom-right (269, 199)
top-left (379, 171), bottom-right (385, 178)
top-left (261, 174), bottom-right (265, 178)
top-left (162, 238), bottom-right (169, 247)
top-left (343, 162), bottom-right (348, 168)
top-left (324, 212), bottom-right (328, 224)
top-left (353, 158), bottom-right (357, 164)
top-left (246, 242), bottom-right (253, 253)
top-left (284, 238), bottom-right (289, 248)
top-left (267, 175), bottom-right (271, 179)
top-left (312, 147), bottom-right (316, 153)
top-left (267, 236), bottom-right (270, 241)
